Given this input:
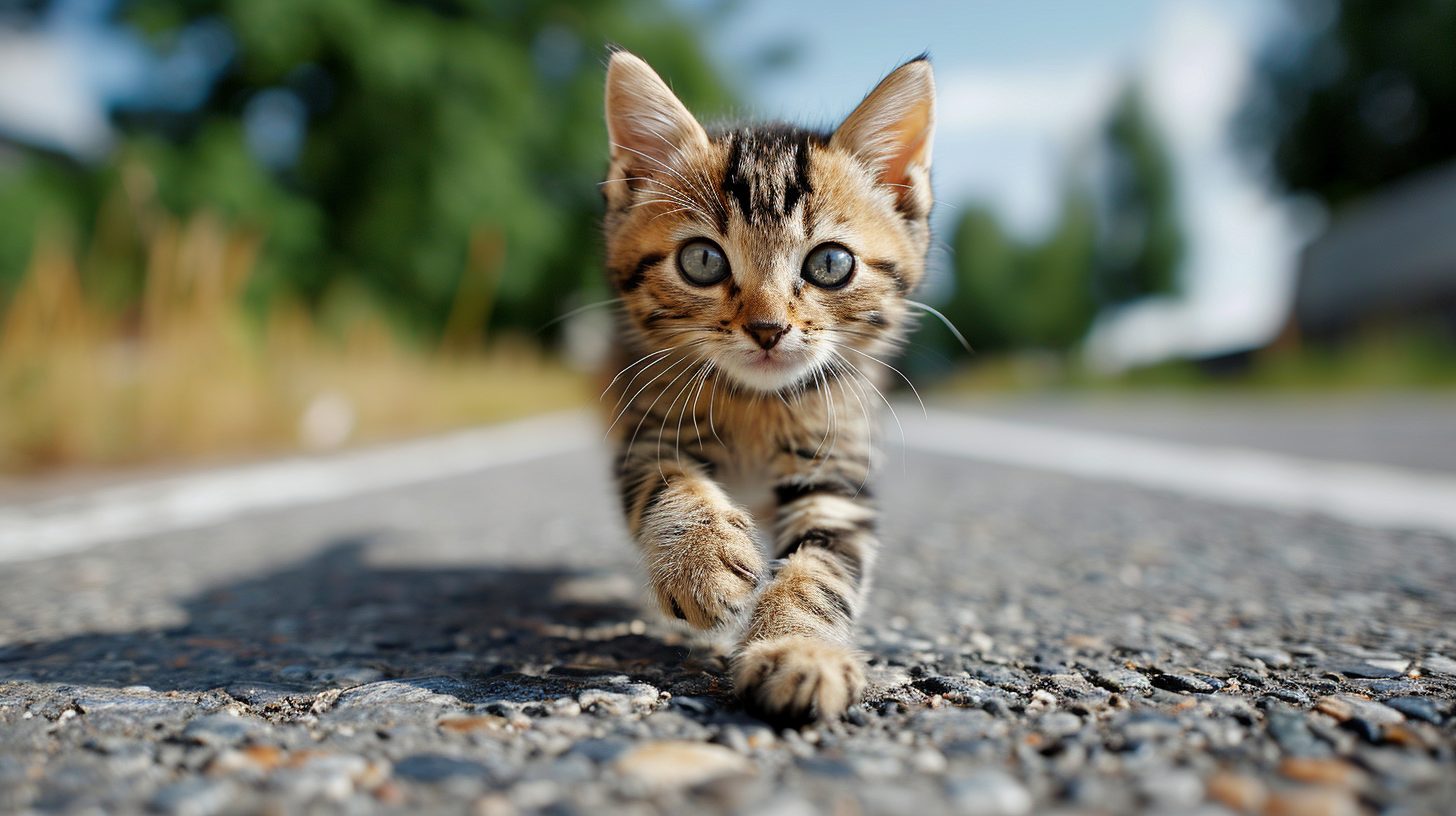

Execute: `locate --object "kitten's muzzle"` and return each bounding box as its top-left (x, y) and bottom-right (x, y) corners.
top-left (745, 320), bottom-right (790, 350)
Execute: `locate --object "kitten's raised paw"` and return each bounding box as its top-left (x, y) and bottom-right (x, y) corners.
top-left (734, 636), bottom-right (865, 726)
top-left (646, 511), bottom-right (764, 629)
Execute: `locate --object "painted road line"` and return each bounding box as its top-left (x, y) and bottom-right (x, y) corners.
top-left (904, 408), bottom-right (1456, 539)
top-left (0, 411), bottom-right (596, 563)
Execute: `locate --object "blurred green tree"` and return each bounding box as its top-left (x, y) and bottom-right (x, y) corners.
top-left (1247, 0), bottom-right (1456, 207)
top-left (928, 87), bottom-right (1179, 357)
top-left (936, 193), bottom-right (1098, 354)
top-left (3, 0), bottom-right (731, 339)
top-left (1094, 88), bottom-right (1181, 306)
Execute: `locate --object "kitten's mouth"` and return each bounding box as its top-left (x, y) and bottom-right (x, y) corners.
top-left (724, 347), bottom-right (816, 393)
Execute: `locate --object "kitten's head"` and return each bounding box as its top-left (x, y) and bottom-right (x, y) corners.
top-left (601, 50), bottom-right (935, 394)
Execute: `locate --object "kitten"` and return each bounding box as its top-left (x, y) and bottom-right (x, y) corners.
top-left (600, 49), bottom-right (934, 724)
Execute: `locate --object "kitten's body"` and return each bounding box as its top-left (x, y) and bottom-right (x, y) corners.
top-left (600, 51), bottom-right (934, 723)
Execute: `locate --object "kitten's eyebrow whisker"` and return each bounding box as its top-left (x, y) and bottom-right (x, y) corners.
top-left (610, 141), bottom-right (718, 217)
top-left (620, 120), bottom-right (721, 206)
top-left (607, 169), bottom-right (710, 221)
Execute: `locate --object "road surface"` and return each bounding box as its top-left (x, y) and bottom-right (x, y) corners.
top-left (1, 393), bottom-right (1453, 815)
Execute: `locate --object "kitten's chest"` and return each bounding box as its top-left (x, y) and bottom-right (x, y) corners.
top-left (717, 462), bottom-right (778, 540)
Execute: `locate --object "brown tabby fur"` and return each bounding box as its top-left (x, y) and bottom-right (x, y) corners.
top-left (600, 49), bottom-right (935, 724)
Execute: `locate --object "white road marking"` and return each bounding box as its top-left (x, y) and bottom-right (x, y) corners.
top-left (4, 407), bottom-right (1454, 564)
top-left (904, 408), bottom-right (1456, 539)
top-left (0, 411), bottom-right (596, 563)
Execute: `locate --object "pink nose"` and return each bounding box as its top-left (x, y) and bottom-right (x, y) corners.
top-left (744, 320), bottom-right (789, 350)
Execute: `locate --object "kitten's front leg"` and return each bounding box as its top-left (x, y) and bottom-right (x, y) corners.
top-left (734, 462), bottom-right (877, 724)
top-left (618, 451), bottom-right (765, 630)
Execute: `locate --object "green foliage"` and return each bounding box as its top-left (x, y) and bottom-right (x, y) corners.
top-left (921, 86), bottom-right (1181, 361)
top-left (1095, 89), bottom-right (1181, 305)
top-left (1248, 0), bottom-right (1456, 207)
top-left (2, 0), bottom-right (732, 339)
top-left (936, 193), bottom-right (1099, 354)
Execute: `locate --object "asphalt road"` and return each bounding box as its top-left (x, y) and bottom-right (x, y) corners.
top-left (1, 395), bottom-right (1454, 816)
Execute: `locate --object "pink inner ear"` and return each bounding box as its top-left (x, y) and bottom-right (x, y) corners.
top-left (881, 117), bottom-right (933, 189)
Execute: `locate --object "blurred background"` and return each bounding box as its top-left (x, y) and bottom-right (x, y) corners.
top-left (1, 0), bottom-right (1454, 477)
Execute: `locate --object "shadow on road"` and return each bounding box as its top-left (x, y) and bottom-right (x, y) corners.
top-left (0, 537), bottom-right (727, 703)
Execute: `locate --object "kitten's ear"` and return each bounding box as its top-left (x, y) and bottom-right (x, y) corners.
top-left (831, 57), bottom-right (936, 207)
top-left (604, 50), bottom-right (710, 177)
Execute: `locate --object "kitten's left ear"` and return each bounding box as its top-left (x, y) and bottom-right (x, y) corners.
top-left (604, 49), bottom-right (710, 178)
top-left (831, 57), bottom-right (936, 214)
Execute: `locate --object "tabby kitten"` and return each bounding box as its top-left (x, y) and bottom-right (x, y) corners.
top-left (601, 49), bottom-right (934, 723)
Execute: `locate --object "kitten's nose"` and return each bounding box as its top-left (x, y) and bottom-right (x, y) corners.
top-left (744, 320), bottom-right (789, 350)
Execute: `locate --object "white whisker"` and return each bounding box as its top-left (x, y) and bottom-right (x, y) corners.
top-left (841, 345), bottom-right (927, 420)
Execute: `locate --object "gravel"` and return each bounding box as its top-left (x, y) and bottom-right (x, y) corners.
top-left (0, 440), bottom-right (1453, 815)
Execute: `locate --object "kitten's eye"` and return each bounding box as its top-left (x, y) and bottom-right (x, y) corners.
top-left (802, 243), bottom-right (855, 289)
top-left (677, 240), bottom-right (730, 286)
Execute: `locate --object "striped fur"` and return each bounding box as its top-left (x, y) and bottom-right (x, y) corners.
top-left (601, 50), bottom-right (935, 724)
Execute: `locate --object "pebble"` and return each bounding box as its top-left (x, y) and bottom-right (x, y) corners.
top-left (1136, 768), bottom-right (1204, 808)
top-left (1151, 673), bottom-right (1219, 694)
top-left (151, 779), bottom-right (239, 816)
top-left (1356, 678), bottom-right (1420, 695)
top-left (911, 748), bottom-right (948, 774)
top-left (1204, 771), bottom-right (1267, 813)
top-left (1381, 696), bottom-right (1442, 725)
top-left (1353, 746), bottom-right (1444, 785)
top-left (1264, 786), bottom-right (1362, 816)
top-left (208, 745), bottom-right (285, 775)
top-left (612, 740), bottom-right (749, 791)
top-left (1315, 695), bottom-right (1404, 726)
top-left (1420, 654), bottom-right (1456, 676)
top-left (570, 738), bottom-right (630, 763)
top-left (1246, 648), bottom-right (1295, 667)
top-left (1037, 711), bottom-right (1082, 738)
top-left (1094, 668), bottom-right (1152, 694)
top-left (438, 714), bottom-right (510, 733)
top-left (972, 666), bottom-right (1031, 694)
top-left (914, 674), bottom-right (999, 705)
top-left (1267, 711), bottom-right (1330, 758)
top-left (182, 712), bottom-right (269, 747)
top-left (393, 754), bottom-right (490, 783)
top-left (1278, 757), bottom-right (1367, 788)
top-left (1323, 660), bottom-right (1403, 679)
top-left (336, 680), bottom-right (461, 708)
top-left (944, 769), bottom-right (1032, 816)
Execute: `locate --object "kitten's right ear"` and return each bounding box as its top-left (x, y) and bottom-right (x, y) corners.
top-left (831, 57), bottom-right (936, 213)
top-left (604, 50), bottom-right (709, 177)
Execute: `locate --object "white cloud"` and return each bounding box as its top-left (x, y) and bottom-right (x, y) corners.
top-left (1086, 0), bottom-right (1307, 369)
top-left (937, 64), bottom-right (1121, 141)
top-left (0, 30), bottom-right (113, 158)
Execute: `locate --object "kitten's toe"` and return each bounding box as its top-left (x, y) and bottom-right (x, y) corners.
top-left (653, 556), bottom-right (761, 629)
top-left (733, 636), bottom-right (865, 726)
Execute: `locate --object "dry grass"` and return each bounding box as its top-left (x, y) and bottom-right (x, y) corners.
top-left (0, 169), bottom-right (587, 475)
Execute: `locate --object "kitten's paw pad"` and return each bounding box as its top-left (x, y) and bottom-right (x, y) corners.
top-left (734, 636), bottom-right (865, 726)
top-left (648, 512), bottom-right (764, 630)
